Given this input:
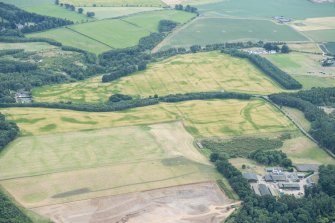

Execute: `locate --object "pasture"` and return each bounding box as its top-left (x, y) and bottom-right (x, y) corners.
top-left (294, 76), bottom-right (335, 89)
top-left (164, 18), bottom-right (307, 49)
top-left (197, 0), bottom-right (335, 19)
top-left (27, 28), bottom-right (112, 54)
top-left (33, 52), bottom-right (284, 104)
top-left (0, 122), bottom-right (218, 207)
top-left (59, 0), bottom-right (166, 7)
top-left (0, 42), bottom-right (56, 52)
top-left (323, 42), bottom-right (335, 54)
top-left (0, 99), bottom-right (296, 137)
top-left (302, 29), bottom-right (335, 42)
top-left (81, 6), bottom-right (160, 19)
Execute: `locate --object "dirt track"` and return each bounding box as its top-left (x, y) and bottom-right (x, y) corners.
top-left (32, 182), bottom-right (237, 223)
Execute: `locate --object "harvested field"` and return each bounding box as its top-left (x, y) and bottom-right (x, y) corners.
top-left (288, 42), bottom-right (323, 53)
top-left (59, 0), bottom-right (166, 7)
top-left (0, 99), bottom-right (296, 137)
top-left (290, 17), bottom-right (335, 31)
top-left (32, 182), bottom-right (237, 223)
top-left (33, 52), bottom-right (284, 104)
top-left (0, 122), bottom-right (219, 207)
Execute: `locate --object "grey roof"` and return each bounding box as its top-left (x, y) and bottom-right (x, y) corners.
top-left (242, 173), bottom-right (258, 181)
top-left (294, 164), bottom-right (319, 172)
top-left (259, 184), bottom-right (271, 196)
top-left (279, 183), bottom-right (300, 189)
top-left (264, 173), bottom-right (287, 182)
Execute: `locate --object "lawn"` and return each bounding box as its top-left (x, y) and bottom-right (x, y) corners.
top-left (0, 99), bottom-right (296, 137)
top-left (164, 18), bottom-right (307, 49)
top-left (81, 6), bottom-right (161, 19)
top-left (197, 0), bottom-right (335, 19)
top-left (0, 122), bottom-right (218, 207)
top-left (264, 52), bottom-right (335, 76)
top-left (302, 29), bottom-right (335, 42)
top-left (59, 0), bottom-right (166, 7)
top-left (33, 52), bottom-right (284, 104)
top-left (27, 28), bottom-right (112, 54)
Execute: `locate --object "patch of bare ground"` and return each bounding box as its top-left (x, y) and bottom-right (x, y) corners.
top-left (32, 182), bottom-right (238, 223)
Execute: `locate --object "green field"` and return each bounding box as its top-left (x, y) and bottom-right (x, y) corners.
top-left (27, 10), bottom-right (195, 53)
top-left (164, 18), bottom-right (307, 49)
top-left (324, 42), bottom-right (335, 54)
top-left (0, 42), bottom-right (56, 52)
top-left (81, 6), bottom-right (160, 19)
top-left (0, 122), bottom-right (218, 207)
top-left (294, 76), bottom-right (335, 89)
top-left (197, 0), bottom-right (335, 19)
top-left (302, 29), bottom-right (335, 42)
top-left (60, 0), bottom-right (166, 7)
top-left (0, 99), bottom-right (296, 138)
top-left (1, 0), bottom-right (92, 23)
top-left (33, 52), bottom-right (284, 104)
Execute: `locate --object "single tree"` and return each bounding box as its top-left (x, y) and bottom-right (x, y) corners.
top-left (78, 8), bottom-right (83, 14)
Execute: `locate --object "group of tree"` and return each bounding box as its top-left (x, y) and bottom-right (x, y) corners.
top-left (174, 4), bottom-right (198, 14)
top-left (109, 94), bottom-right (133, 102)
top-left (269, 87), bottom-right (335, 154)
top-left (222, 49), bottom-right (302, 89)
top-left (0, 2), bottom-right (73, 34)
top-left (210, 153), bottom-right (335, 223)
top-left (158, 20), bottom-right (178, 33)
top-left (263, 42), bottom-right (290, 53)
top-left (248, 150), bottom-right (293, 167)
top-left (0, 113), bottom-right (19, 152)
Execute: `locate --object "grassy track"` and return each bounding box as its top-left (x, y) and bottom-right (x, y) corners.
top-left (164, 18), bottom-right (307, 49)
top-left (59, 0), bottom-right (166, 7)
top-left (0, 99), bottom-right (296, 137)
top-left (0, 122), bottom-right (218, 207)
top-left (33, 52), bottom-right (284, 104)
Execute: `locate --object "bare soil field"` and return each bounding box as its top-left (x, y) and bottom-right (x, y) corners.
top-left (32, 182), bottom-right (237, 223)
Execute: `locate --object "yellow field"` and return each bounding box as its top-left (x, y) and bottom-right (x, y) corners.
top-left (290, 17), bottom-right (335, 31)
top-left (33, 52), bottom-right (284, 104)
top-left (60, 0), bottom-right (166, 6)
top-left (0, 99), bottom-right (296, 138)
top-left (0, 122), bottom-right (218, 207)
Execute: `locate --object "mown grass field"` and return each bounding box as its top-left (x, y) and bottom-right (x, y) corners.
top-left (81, 6), bottom-right (160, 19)
top-left (197, 0), bottom-right (335, 19)
top-left (264, 52), bottom-right (335, 76)
top-left (0, 122), bottom-right (218, 207)
top-left (60, 0), bottom-right (166, 7)
top-left (290, 17), bottom-right (335, 32)
top-left (33, 52), bottom-right (284, 104)
top-left (0, 99), bottom-right (295, 137)
top-left (294, 76), bottom-right (335, 89)
top-left (27, 10), bottom-right (195, 53)
top-left (164, 18), bottom-right (307, 49)
top-left (1, 0), bottom-right (92, 23)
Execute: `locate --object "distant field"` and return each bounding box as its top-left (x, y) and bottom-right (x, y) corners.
top-left (288, 43), bottom-right (322, 53)
top-left (33, 52), bottom-right (284, 104)
top-left (164, 18), bottom-right (307, 49)
top-left (302, 29), bottom-right (335, 42)
top-left (27, 10), bottom-right (195, 53)
top-left (0, 99), bottom-right (296, 137)
top-left (323, 42), bottom-right (335, 54)
top-left (60, 0), bottom-right (166, 6)
top-left (294, 76), bottom-right (335, 89)
top-left (264, 52), bottom-right (335, 76)
top-left (81, 6), bottom-right (160, 19)
top-left (1, 0), bottom-right (92, 23)
top-left (290, 17), bottom-right (335, 31)
top-left (27, 28), bottom-right (112, 54)
top-left (0, 122), bottom-right (218, 207)
top-left (197, 0), bottom-right (335, 19)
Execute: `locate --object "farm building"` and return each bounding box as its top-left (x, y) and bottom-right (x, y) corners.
top-left (242, 173), bottom-right (258, 182)
top-left (278, 183), bottom-right (300, 190)
top-left (264, 173), bottom-right (287, 182)
top-left (258, 184), bottom-right (271, 196)
top-left (265, 167), bottom-right (283, 173)
top-left (294, 164), bottom-right (319, 172)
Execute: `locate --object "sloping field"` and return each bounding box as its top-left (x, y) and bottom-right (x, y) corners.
top-left (302, 29), bottom-right (335, 42)
top-left (0, 122), bottom-right (219, 207)
top-left (27, 28), bottom-right (112, 54)
top-left (81, 6), bottom-right (161, 19)
top-left (60, 0), bottom-right (166, 7)
top-left (0, 42), bottom-right (56, 52)
top-left (33, 52), bottom-right (284, 104)
top-left (197, 0), bottom-right (335, 19)
top-left (0, 99), bottom-right (296, 137)
top-left (164, 18), bottom-right (307, 49)
top-left (33, 182), bottom-right (236, 223)
top-left (290, 17), bottom-right (335, 31)
top-left (27, 10), bottom-right (195, 53)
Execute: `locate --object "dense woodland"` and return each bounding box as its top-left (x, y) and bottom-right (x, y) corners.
top-left (0, 2), bottom-right (72, 34)
top-left (0, 114), bottom-right (19, 152)
top-left (270, 88), bottom-right (335, 154)
top-left (210, 154), bottom-right (335, 223)
top-left (248, 150), bottom-right (292, 168)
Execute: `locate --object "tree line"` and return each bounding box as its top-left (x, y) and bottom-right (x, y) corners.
top-left (269, 88), bottom-right (335, 155)
top-left (222, 49), bottom-right (302, 90)
top-left (210, 153), bottom-right (335, 223)
top-left (248, 150), bottom-right (292, 168)
top-left (0, 113), bottom-right (19, 152)
top-left (0, 2), bottom-right (73, 34)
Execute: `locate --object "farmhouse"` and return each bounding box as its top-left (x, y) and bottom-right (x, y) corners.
top-left (264, 173), bottom-right (287, 182)
top-left (242, 173), bottom-right (258, 182)
top-left (278, 183), bottom-right (300, 190)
